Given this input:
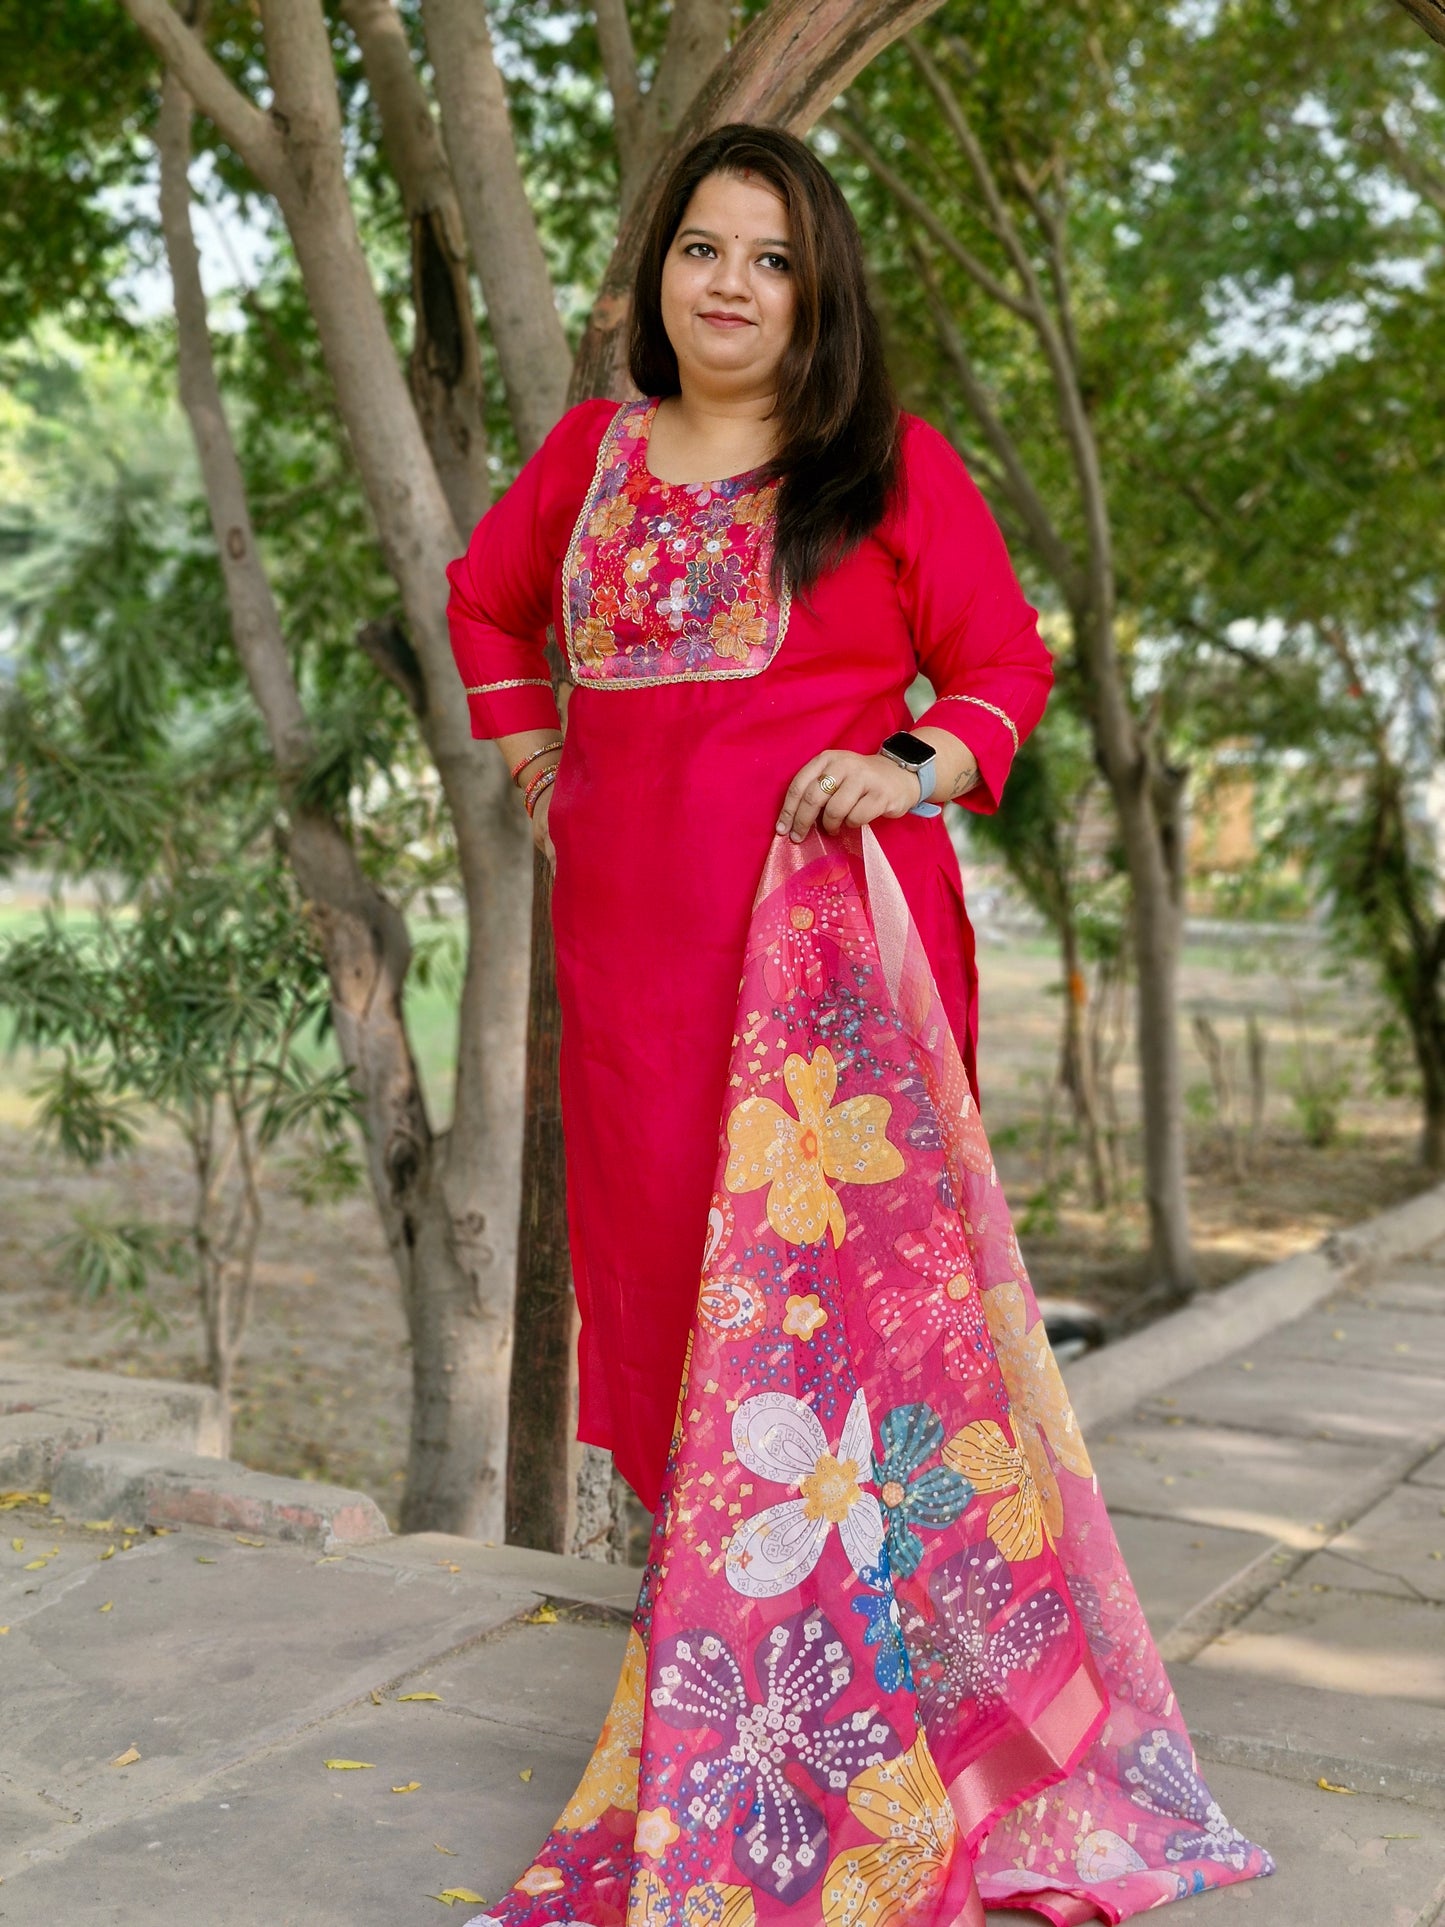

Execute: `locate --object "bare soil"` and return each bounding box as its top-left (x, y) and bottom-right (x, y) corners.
top-left (0, 922), bottom-right (1429, 1529)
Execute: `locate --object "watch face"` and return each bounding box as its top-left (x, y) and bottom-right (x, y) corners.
top-left (881, 730), bottom-right (933, 770)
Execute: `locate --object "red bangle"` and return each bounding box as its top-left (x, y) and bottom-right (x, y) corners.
top-left (510, 739), bottom-right (563, 785)
top-left (524, 765), bottom-right (558, 817)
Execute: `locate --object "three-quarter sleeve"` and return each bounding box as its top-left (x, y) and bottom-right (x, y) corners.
top-left (445, 399), bottom-right (615, 739)
top-left (887, 415), bottom-right (1054, 813)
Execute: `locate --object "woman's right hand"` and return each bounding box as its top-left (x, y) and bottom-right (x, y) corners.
top-left (531, 782), bottom-right (557, 874)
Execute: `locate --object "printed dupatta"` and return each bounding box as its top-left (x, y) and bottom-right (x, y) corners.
top-left (470, 829), bottom-right (1272, 1927)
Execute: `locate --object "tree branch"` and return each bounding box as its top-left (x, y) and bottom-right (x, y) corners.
top-left (909, 237), bottom-right (1086, 605)
top-left (1393, 0), bottom-right (1445, 50)
top-left (422, 0), bottom-right (571, 456)
top-left (594, 0), bottom-right (644, 190)
top-left (829, 110), bottom-right (1033, 322)
top-left (120, 0), bottom-right (288, 197)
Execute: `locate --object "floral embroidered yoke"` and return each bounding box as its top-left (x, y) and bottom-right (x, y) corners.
top-left (563, 398), bottom-right (790, 685)
top-left (467, 830), bottom-right (1272, 1927)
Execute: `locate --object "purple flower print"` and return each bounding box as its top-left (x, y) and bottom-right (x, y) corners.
top-left (1121, 1729), bottom-right (1272, 1873)
top-left (566, 564), bottom-right (593, 627)
top-left (902, 1537), bottom-right (1071, 1721)
top-left (649, 1607), bottom-right (900, 1905)
top-left (672, 624), bottom-right (717, 670)
top-left (708, 551), bottom-right (745, 604)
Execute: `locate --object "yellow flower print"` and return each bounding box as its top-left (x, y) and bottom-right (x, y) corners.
top-left (732, 488), bottom-right (776, 527)
top-left (709, 599), bottom-right (769, 661)
top-left (515, 1863), bottom-right (566, 1897)
top-left (981, 1280), bottom-right (1093, 1538)
top-left (634, 1805), bottom-right (681, 1858)
top-left (557, 1626), bottom-right (644, 1829)
top-left (622, 538), bottom-right (660, 584)
top-left (725, 1045), bottom-right (903, 1248)
top-left (573, 615), bottom-right (618, 666)
top-left (683, 1883), bottom-right (757, 1927)
top-left (941, 1419), bottom-right (1047, 1563)
top-left (587, 493), bottom-right (637, 541)
top-left (782, 1291), bottom-right (828, 1340)
top-left (821, 1738), bottom-right (957, 1927)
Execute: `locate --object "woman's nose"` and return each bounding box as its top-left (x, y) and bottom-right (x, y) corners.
top-left (708, 250), bottom-right (751, 297)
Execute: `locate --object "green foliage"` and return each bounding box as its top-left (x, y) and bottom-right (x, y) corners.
top-left (45, 1210), bottom-right (186, 1339)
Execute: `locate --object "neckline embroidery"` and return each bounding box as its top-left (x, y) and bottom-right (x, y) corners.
top-left (562, 399), bottom-right (791, 689)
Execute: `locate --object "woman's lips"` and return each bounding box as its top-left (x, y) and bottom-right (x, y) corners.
top-left (698, 312), bottom-right (753, 328)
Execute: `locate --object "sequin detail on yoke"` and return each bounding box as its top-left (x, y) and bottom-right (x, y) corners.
top-left (561, 398), bottom-right (791, 687)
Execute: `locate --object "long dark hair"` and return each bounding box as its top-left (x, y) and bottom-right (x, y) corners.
top-left (629, 123), bottom-right (900, 598)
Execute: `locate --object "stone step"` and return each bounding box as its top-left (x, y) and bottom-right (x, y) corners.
top-left (50, 1442), bottom-right (389, 1551)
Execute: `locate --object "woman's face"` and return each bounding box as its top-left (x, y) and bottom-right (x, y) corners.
top-left (660, 169), bottom-right (796, 399)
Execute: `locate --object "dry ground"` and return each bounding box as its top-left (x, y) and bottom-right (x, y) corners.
top-left (0, 915), bottom-right (1429, 1529)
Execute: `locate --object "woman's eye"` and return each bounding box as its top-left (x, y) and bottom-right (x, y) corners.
top-left (760, 253), bottom-right (790, 272)
top-left (684, 242), bottom-right (715, 258)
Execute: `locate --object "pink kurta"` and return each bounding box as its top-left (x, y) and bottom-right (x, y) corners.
top-left (446, 399), bottom-right (1052, 1510)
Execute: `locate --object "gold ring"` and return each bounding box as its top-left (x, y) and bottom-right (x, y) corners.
top-left (817, 773), bottom-right (840, 795)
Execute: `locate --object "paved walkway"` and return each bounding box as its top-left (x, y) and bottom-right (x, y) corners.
top-left (1, 1249), bottom-right (1444, 1925)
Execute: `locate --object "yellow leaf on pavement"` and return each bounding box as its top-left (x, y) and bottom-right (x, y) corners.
top-left (22, 1559), bottom-right (48, 1571)
top-left (99, 1602), bottom-right (114, 1613)
top-left (1317, 1778), bottom-right (1356, 1794)
top-left (10, 1539), bottom-right (22, 1552)
top-left (519, 1768), bottom-right (533, 1783)
top-left (324, 1760), bottom-right (375, 1771)
top-left (0, 1626), bottom-right (9, 1635)
top-left (435, 1562), bottom-right (462, 1574)
top-left (522, 1603), bottom-right (558, 1624)
top-left (391, 1782), bottom-right (421, 1794)
top-left (101, 1547), bottom-right (116, 1561)
top-left (83, 1521), bottom-right (116, 1532)
top-left (0, 1492), bottom-right (48, 1509)
top-left (370, 1689), bottom-right (383, 1706)
top-left (398, 1692), bottom-right (442, 1703)
top-left (431, 1891), bottom-right (485, 1908)
top-left (196, 1556), bottom-right (217, 1565)
top-left (234, 1536), bottom-right (266, 1548)
top-left (433, 1843), bottom-right (457, 1855)
top-left (110, 1746), bottom-right (141, 1768)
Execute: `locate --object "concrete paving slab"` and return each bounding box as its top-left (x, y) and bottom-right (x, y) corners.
top-left (346, 1533), bottom-right (643, 1617)
top-left (1089, 1420), bottom-right (1392, 1546)
top-left (1410, 1445), bottom-right (1445, 1490)
top-left (0, 1412), bottom-right (101, 1489)
top-left (1141, 1353), bottom-right (1445, 1450)
top-left (1176, 1664), bottom-right (1445, 1811)
top-left (1291, 1485), bottom-right (1445, 1603)
top-left (1195, 1585), bottom-right (1445, 1707)
top-left (0, 1615), bottom-right (629, 1927)
top-left (1352, 1276), bottom-right (1445, 1317)
top-left (1110, 1512), bottom-right (1267, 1635)
top-left (1259, 1303), bottom-right (1445, 1375)
top-left (0, 1519), bottom-right (539, 1838)
top-left (1157, 1759), bottom-right (1445, 1926)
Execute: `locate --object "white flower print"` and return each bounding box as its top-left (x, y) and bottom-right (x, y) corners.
top-left (725, 1390), bottom-right (885, 1600)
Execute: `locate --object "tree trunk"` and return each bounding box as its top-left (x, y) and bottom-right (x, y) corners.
top-left (1057, 910), bottom-right (1111, 1212)
top-left (505, 853), bottom-right (574, 1552)
top-left (145, 10), bottom-right (530, 1538)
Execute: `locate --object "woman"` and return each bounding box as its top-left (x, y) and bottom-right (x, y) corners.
top-left (447, 125), bottom-right (1270, 1927)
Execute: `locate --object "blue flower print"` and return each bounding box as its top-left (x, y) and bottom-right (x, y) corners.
top-left (873, 1402), bottom-right (972, 1580)
top-left (850, 1542), bottom-right (915, 1694)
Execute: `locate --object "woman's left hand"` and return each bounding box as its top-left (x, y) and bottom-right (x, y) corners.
top-left (776, 750), bottom-right (923, 842)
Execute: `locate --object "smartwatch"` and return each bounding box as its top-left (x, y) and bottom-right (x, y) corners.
top-left (879, 730), bottom-right (942, 817)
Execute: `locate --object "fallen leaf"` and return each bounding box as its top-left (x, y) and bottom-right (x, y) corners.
top-left (435, 1561), bottom-right (462, 1574)
top-left (196, 1556), bottom-right (217, 1565)
top-left (110, 1746), bottom-right (141, 1768)
top-left (391, 1782), bottom-right (421, 1794)
top-left (315, 1554), bottom-right (345, 1564)
top-left (101, 1546), bottom-right (116, 1561)
top-left (10, 1539), bottom-right (22, 1552)
top-left (151, 1527), bottom-right (175, 1535)
top-left (398, 1692), bottom-right (442, 1703)
top-left (433, 1843), bottom-right (458, 1855)
top-left (0, 1626), bottom-right (9, 1635)
top-left (234, 1536), bottom-right (266, 1549)
top-left (430, 1891), bottom-right (485, 1908)
top-left (83, 1521), bottom-right (116, 1533)
top-left (519, 1767), bottom-right (533, 1783)
top-left (1381, 1833), bottom-right (1420, 1840)
top-left (1317, 1778), bottom-right (1356, 1794)
top-left (522, 1603), bottom-right (558, 1625)
top-left (99, 1602), bottom-right (114, 1613)
top-left (0, 1492), bottom-right (48, 1509)
top-left (323, 1760), bottom-right (376, 1771)
top-left (22, 1559), bottom-right (48, 1571)
top-left (370, 1689), bottom-right (383, 1706)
